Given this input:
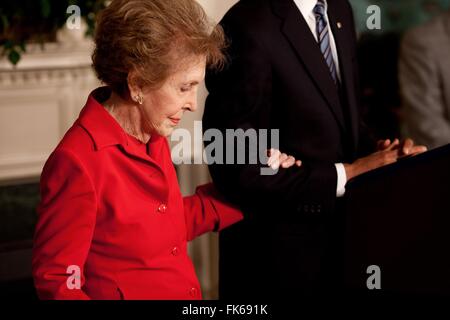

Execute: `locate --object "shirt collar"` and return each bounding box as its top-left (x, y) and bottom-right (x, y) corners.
top-left (294, 0), bottom-right (328, 18)
top-left (78, 87), bottom-right (129, 150)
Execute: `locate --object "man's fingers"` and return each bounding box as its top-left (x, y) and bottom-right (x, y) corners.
top-left (381, 149), bottom-right (401, 165)
top-left (378, 139), bottom-right (391, 150)
top-left (385, 138), bottom-right (400, 151)
top-left (402, 138), bottom-right (415, 155)
top-left (417, 145), bottom-right (428, 153)
top-left (408, 145), bottom-right (428, 156)
top-left (295, 160), bottom-right (302, 167)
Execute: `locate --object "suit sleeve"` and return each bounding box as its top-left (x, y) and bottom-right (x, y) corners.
top-left (32, 148), bottom-right (97, 300)
top-left (399, 30), bottom-right (450, 149)
top-left (183, 183), bottom-right (243, 241)
top-left (203, 16), bottom-right (338, 220)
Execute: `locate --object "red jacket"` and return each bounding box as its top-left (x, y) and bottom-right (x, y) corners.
top-left (32, 88), bottom-right (243, 300)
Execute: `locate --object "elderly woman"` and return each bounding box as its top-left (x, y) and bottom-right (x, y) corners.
top-left (32, 0), bottom-right (299, 300)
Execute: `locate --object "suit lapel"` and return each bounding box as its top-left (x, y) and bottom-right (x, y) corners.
top-left (328, 0), bottom-right (359, 149)
top-left (271, 0), bottom-right (346, 132)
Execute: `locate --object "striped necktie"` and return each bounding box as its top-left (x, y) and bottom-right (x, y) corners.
top-left (314, 0), bottom-right (338, 83)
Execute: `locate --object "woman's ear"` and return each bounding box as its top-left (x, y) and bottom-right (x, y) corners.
top-left (127, 70), bottom-right (142, 103)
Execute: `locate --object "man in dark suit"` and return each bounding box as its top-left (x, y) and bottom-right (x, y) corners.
top-left (203, 0), bottom-right (426, 298)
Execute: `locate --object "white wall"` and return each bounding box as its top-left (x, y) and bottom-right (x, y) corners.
top-left (0, 40), bottom-right (99, 183)
top-left (197, 0), bottom-right (239, 21)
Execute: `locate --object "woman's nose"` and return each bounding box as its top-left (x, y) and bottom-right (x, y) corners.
top-left (185, 92), bottom-right (198, 112)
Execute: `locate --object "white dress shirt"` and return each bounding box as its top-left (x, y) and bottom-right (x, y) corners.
top-left (293, 0), bottom-right (347, 197)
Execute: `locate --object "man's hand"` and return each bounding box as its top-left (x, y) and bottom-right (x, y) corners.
top-left (345, 138), bottom-right (427, 181)
top-left (377, 138), bottom-right (400, 151)
top-left (377, 138), bottom-right (427, 158)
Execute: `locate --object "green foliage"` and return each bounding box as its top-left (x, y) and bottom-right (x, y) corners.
top-left (0, 0), bottom-right (107, 66)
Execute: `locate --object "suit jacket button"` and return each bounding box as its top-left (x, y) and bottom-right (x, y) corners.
top-left (189, 287), bottom-right (198, 297)
top-left (158, 204), bottom-right (167, 213)
top-left (171, 246), bottom-right (179, 256)
top-left (317, 205), bottom-right (322, 213)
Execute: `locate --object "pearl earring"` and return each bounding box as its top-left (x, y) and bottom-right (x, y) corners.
top-left (134, 94), bottom-right (144, 105)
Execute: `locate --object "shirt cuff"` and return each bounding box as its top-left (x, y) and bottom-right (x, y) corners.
top-left (335, 163), bottom-right (347, 198)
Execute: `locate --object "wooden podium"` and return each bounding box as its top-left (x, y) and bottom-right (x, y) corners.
top-left (344, 143), bottom-right (450, 295)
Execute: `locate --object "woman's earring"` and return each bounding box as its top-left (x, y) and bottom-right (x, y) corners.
top-left (134, 94), bottom-right (144, 105)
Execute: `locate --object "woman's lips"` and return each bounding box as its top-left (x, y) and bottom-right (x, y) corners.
top-left (169, 117), bottom-right (181, 125)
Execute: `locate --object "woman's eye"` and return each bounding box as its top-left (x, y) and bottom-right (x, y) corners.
top-left (181, 86), bottom-right (191, 92)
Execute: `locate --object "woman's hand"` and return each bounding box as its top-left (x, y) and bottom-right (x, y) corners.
top-left (267, 149), bottom-right (302, 170)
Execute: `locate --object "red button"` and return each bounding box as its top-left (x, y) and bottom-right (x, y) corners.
top-left (171, 246), bottom-right (179, 256)
top-left (189, 287), bottom-right (198, 297)
top-left (158, 204), bottom-right (167, 213)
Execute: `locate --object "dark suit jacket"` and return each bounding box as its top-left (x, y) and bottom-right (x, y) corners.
top-left (203, 0), bottom-right (375, 298)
